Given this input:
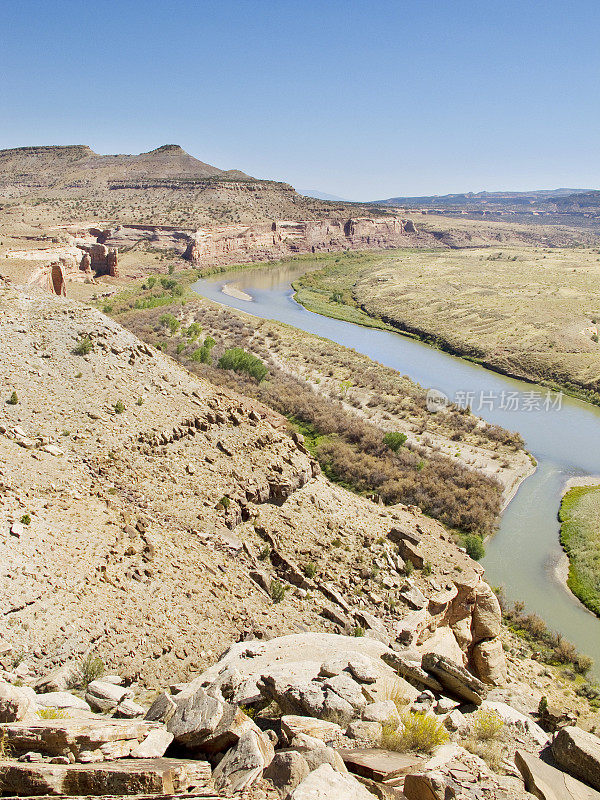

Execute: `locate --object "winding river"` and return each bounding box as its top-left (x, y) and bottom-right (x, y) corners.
top-left (193, 261), bottom-right (600, 673)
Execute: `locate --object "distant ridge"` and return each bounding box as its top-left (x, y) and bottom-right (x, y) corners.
top-left (372, 187), bottom-right (594, 212)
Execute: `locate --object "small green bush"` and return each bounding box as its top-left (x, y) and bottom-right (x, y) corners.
top-left (74, 336), bottom-right (93, 356)
top-left (147, 276), bottom-right (156, 289)
top-left (136, 396), bottom-right (144, 406)
top-left (352, 625), bottom-right (365, 637)
top-left (270, 580), bottom-right (286, 603)
top-left (68, 654), bottom-right (104, 689)
top-left (37, 707), bottom-right (68, 720)
top-left (303, 561), bottom-right (317, 579)
top-left (7, 391), bottom-right (18, 405)
top-left (384, 432), bottom-right (408, 452)
top-left (382, 712), bottom-right (448, 753)
top-left (217, 496), bottom-right (230, 510)
top-left (218, 348), bottom-right (268, 382)
top-left (114, 400), bottom-right (125, 414)
top-left (20, 514), bottom-right (31, 526)
top-left (471, 708), bottom-right (504, 740)
top-left (465, 534), bottom-right (485, 560)
top-left (158, 313), bottom-right (180, 333)
top-left (186, 322), bottom-right (202, 339)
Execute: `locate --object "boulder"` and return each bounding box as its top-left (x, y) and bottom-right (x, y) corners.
top-left (85, 680), bottom-right (133, 712)
top-left (295, 743), bottom-right (347, 774)
top-left (130, 728), bottom-right (174, 759)
top-left (404, 770), bottom-right (456, 800)
top-left (0, 680), bottom-right (34, 722)
top-left (263, 750), bottom-right (310, 797)
top-left (346, 720), bottom-right (383, 743)
top-left (553, 726), bottom-right (600, 791)
top-left (35, 665), bottom-right (74, 694)
top-left (0, 718), bottom-right (163, 762)
top-left (145, 690), bottom-right (176, 724)
top-left (36, 692), bottom-right (90, 711)
top-left (213, 728), bottom-right (274, 794)
top-left (516, 749), bottom-right (600, 800)
top-left (281, 715), bottom-right (343, 744)
top-left (289, 763), bottom-right (376, 799)
top-left (165, 685), bottom-right (258, 753)
top-left (471, 584), bottom-right (502, 641)
top-left (381, 651), bottom-right (443, 693)
top-left (471, 638), bottom-right (507, 686)
top-left (421, 653), bottom-right (486, 705)
top-left (362, 701), bottom-right (400, 726)
top-left (481, 700), bottom-right (549, 747)
top-left (0, 757), bottom-right (211, 797)
top-left (116, 698), bottom-right (146, 718)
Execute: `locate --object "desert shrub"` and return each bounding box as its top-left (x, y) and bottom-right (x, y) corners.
top-left (303, 561), bottom-right (317, 579)
top-left (382, 712), bottom-right (448, 753)
top-left (37, 708), bottom-right (68, 719)
top-left (464, 534), bottom-right (485, 560)
top-left (258, 544), bottom-right (271, 560)
top-left (270, 580), bottom-right (286, 603)
top-left (69, 654), bottom-right (104, 689)
top-left (471, 709), bottom-right (504, 740)
top-left (384, 432), bottom-right (408, 451)
top-left (7, 391), bottom-right (18, 405)
top-left (74, 336), bottom-right (93, 356)
top-left (20, 514), bottom-right (31, 525)
top-left (217, 496), bottom-right (230, 510)
top-left (352, 625), bottom-right (365, 637)
top-left (0, 730), bottom-right (13, 759)
top-left (219, 348), bottom-right (268, 382)
top-left (186, 322), bottom-right (202, 339)
top-left (114, 400), bottom-right (125, 414)
top-left (158, 313), bottom-right (180, 333)
top-left (136, 396), bottom-right (144, 406)
top-left (147, 276), bottom-right (156, 289)
top-left (191, 337), bottom-right (216, 364)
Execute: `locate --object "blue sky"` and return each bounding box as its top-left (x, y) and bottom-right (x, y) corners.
top-left (2, 0), bottom-right (599, 200)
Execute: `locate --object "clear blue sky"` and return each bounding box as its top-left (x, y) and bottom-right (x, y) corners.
top-left (2, 0), bottom-right (599, 200)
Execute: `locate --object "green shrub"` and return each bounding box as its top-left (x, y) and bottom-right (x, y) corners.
top-left (68, 654), bottom-right (104, 689)
top-left (147, 276), bottom-right (156, 289)
top-left (352, 625), bottom-right (365, 637)
top-left (158, 313), bottom-right (180, 333)
top-left (384, 432), bottom-right (408, 452)
top-left (303, 561), bottom-right (317, 579)
top-left (258, 544), bottom-right (271, 561)
top-left (382, 712), bottom-right (448, 753)
top-left (218, 348), bottom-right (268, 382)
top-left (471, 709), bottom-right (504, 740)
top-left (7, 391), bottom-right (18, 405)
top-left (114, 400), bottom-right (125, 414)
top-left (136, 396), bottom-right (144, 406)
top-left (186, 322), bottom-right (202, 340)
top-left (20, 514), bottom-right (31, 526)
top-left (74, 336), bottom-right (93, 356)
top-left (465, 534), bottom-right (485, 560)
top-left (217, 496), bottom-right (230, 510)
top-left (37, 707), bottom-right (68, 719)
top-left (176, 343), bottom-right (186, 354)
top-left (403, 559), bottom-right (414, 576)
top-left (270, 580), bottom-right (286, 603)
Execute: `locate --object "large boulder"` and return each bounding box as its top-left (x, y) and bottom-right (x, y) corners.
top-left (0, 757), bottom-right (211, 797)
top-left (553, 726), bottom-right (600, 791)
top-left (471, 584), bottom-right (502, 641)
top-left (0, 680), bottom-right (35, 722)
top-left (148, 685), bottom-right (258, 753)
top-left (471, 638), bottom-right (507, 686)
top-left (289, 763), bottom-right (376, 799)
top-left (85, 680), bottom-right (133, 712)
top-left (264, 750), bottom-right (310, 797)
top-left (213, 728), bottom-right (274, 794)
top-left (36, 692), bottom-right (91, 711)
top-left (0, 718), bottom-right (167, 762)
top-left (421, 653), bottom-right (486, 705)
top-left (281, 715), bottom-right (343, 744)
top-left (516, 749), bottom-right (600, 800)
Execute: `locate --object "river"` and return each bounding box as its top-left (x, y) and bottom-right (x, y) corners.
top-left (193, 260), bottom-right (600, 673)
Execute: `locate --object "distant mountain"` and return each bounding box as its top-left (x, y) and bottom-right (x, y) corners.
top-left (372, 188), bottom-right (593, 212)
top-left (298, 188), bottom-right (350, 202)
top-left (0, 144), bottom-right (253, 199)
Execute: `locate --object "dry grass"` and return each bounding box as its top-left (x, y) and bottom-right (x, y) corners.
top-left (296, 246), bottom-right (600, 403)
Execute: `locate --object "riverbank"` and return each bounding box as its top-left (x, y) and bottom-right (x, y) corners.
top-left (558, 479), bottom-right (600, 617)
top-left (293, 249), bottom-right (600, 408)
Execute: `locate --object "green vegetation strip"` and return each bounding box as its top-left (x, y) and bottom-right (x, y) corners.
top-left (559, 484), bottom-right (600, 616)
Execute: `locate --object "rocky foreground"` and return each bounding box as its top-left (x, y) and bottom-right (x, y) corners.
top-left (1, 283), bottom-right (599, 798)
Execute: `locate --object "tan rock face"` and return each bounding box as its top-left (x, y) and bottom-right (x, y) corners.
top-left (0, 681), bottom-right (34, 723)
top-left (553, 726), bottom-right (600, 791)
top-left (472, 639), bottom-right (507, 686)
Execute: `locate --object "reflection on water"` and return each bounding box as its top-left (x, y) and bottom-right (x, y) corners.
top-left (193, 261), bottom-right (600, 673)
